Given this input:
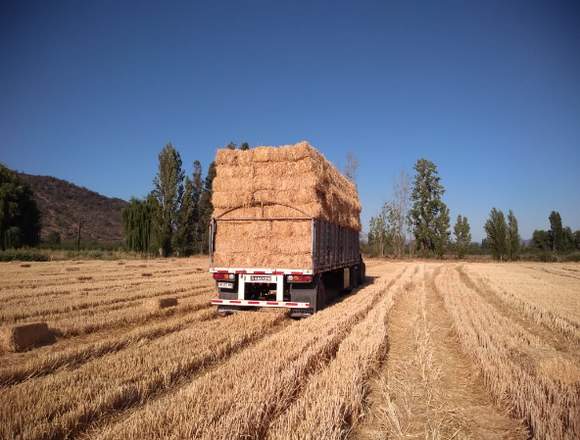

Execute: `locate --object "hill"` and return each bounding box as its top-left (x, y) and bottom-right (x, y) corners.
top-left (18, 173), bottom-right (128, 243)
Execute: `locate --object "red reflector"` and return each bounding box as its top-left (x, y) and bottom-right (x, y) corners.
top-left (213, 273), bottom-right (228, 280)
top-left (285, 302), bottom-right (298, 306)
top-left (230, 300), bottom-right (241, 304)
top-left (236, 270), bottom-right (246, 274)
top-left (248, 301), bottom-right (260, 304)
top-left (211, 299), bottom-right (223, 303)
top-left (254, 271), bottom-right (265, 274)
top-left (288, 274), bottom-right (313, 283)
top-left (266, 301), bottom-right (278, 305)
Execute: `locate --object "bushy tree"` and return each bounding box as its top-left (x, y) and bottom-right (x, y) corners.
top-left (562, 227), bottom-right (575, 252)
top-left (532, 230), bottom-right (551, 251)
top-left (240, 142), bottom-right (250, 151)
top-left (0, 164), bottom-right (41, 250)
top-left (507, 210), bottom-right (520, 260)
top-left (453, 215), bottom-right (471, 258)
top-left (152, 144), bottom-right (184, 256)
top-left (575, 230), bottom-right (580, 250)
top-left (484, 208), bottom-right (508, 261)
top-left (409, 159), bottom-right (450, 256)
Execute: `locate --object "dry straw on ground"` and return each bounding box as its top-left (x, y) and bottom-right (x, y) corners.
top-left (211, 141), bottom-right (361, 268)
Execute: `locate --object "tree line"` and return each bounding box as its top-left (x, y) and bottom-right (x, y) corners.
top-left (366, 157), bottom-right (580, 261)
top-left (122, 141), bottom-right (249, 256)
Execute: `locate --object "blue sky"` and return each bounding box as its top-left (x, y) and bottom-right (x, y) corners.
top-left (1, 0), bottom-right (579, 240)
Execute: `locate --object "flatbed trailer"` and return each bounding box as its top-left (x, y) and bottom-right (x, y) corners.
top-left (209, 215), bottom-right (365, 317)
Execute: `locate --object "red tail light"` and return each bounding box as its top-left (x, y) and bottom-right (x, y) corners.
top-left (287, 274), bottom-right (313, 283)
top-left (213, 272), bottom-right (235, 280)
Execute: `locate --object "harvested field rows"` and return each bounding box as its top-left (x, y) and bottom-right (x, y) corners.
top-left (0, 259), bottom-right (578, 439)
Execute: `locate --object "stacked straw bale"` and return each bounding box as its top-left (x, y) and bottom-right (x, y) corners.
top-left (211, 141), bottom-right (361, 268)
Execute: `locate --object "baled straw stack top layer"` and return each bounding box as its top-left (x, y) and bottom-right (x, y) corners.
top-left (212, 141), bottom-right (361, 231)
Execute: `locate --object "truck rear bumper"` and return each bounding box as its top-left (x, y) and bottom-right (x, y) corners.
top-left (210, 299), bottom-right (311, 309)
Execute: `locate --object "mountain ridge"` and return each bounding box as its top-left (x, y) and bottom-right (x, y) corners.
top-left (17, 172), bottom-right (128, 243)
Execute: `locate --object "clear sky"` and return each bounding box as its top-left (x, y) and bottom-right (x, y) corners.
top-left (1, 0), bottom-right (579, 240)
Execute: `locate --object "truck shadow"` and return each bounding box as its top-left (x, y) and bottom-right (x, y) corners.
top-left (324, 275), bottom-right (378, 309)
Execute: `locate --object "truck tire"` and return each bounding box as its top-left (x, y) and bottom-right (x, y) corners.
top-left (315, 278), bottom-right (326, 312)
top-left (359, 261), bottom-right (366, 285)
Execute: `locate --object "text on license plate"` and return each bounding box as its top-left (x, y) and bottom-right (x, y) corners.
top-left (217, 282), bottom-right (234, 289)
top-left (250, 275), bottom-right (272, 282)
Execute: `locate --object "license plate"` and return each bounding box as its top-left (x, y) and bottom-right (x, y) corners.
top-left (250, 275), bottom-right (272, 282)
top-left (217, 282), bottom-right (234, 289)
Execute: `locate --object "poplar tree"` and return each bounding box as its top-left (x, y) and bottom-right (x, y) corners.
top-left (549, 211), bottom-right (564, 252)
top-left (507, 210), bottom-right (520, 260)
top-left (409, 159), bottom-right (450, 256)
top-left (198, 161), bottom-right (216, 254)
top-left (191, 160), bottom-right (203, 253)
top-left (174, 177), bottom-right (195, 256)
top-left (152, 143), bottom-right (184, 256)
top-left (454, 215), bottom-right (471, 258)
top-left (484, 208), bottom-right (508, 261)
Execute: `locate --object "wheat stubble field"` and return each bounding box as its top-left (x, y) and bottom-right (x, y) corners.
top-left (0, 259), bottom-right (579, 440)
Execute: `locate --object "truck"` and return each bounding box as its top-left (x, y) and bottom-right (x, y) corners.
top-left (208, 141), bottom-right (365, 317)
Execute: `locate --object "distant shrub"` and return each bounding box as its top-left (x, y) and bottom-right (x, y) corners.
top-left (0, 249), bottom-right (49, 261)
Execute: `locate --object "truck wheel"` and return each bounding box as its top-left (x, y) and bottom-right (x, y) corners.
top-left (359, 262), bottom-right (366, 285)
top-left (315, 278), bottom-right (326, 312)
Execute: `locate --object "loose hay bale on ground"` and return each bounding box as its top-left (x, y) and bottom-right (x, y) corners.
top-left (0, 322), bottom-right (55, 352)
top-left (145, 298), bottom-right (178, 310)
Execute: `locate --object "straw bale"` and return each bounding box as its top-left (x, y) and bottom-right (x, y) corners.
top-left (212, 141), bottom-right (361, 230)
top-left (211, 141), bottom-right (361, 268)
top-left (1, 322), bottom-right (54, 352)
top-left (145, 297), bottom-right (178, 310)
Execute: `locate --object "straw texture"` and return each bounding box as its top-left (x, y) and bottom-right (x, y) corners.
top-left (211, 142), bottom-right (361, 269)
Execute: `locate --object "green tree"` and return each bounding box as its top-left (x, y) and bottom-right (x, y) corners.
top-left (433, 204), bottom-right (450, 258)
top-left (240, 142), bottom-right (250, 151)
top-left (191, 160), bottom-right (204, 253)
top-left (152, 144), bottom-right (184, 256)
top-left (484, 208), bottom-right (508, 261)
top-left (226, 142), bottom-right (237, 150)
top-left (507, 210), bottom-right (520, 260)
top-left (549, 211), bottom-right (564, 252)
top-left (198, 161), bottom-right (216, 254)
top-left (0, 164), bottom-right (41, 250)
top-left (562, 227), bottom-right (575, 252)
top-left (409, 158), bottom-right (449, 256)
top-left (532, 230), bottom-right (551, 252)
top-left (574, 230), bottom-right (580, 250)
top-left (453, 215), bottom-right (471, 258)
top-left (122, 196), bottom-right (158, 254)
top-left (174, 177), bottom-right (195, 256)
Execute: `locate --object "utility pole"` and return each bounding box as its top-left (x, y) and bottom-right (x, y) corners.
top-left (76, 220), bottom-right (82, 252)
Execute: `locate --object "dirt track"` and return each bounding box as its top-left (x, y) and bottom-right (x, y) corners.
top-left (0, 259), bottom-right (578, 439)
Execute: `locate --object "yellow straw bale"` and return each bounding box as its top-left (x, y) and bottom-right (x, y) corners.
top-left (1, 322), bottom-right (54, 352)
top-left (212, 141), bottom-right (361, 230)
top-left (145, 297), bottom-right (178, 310)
